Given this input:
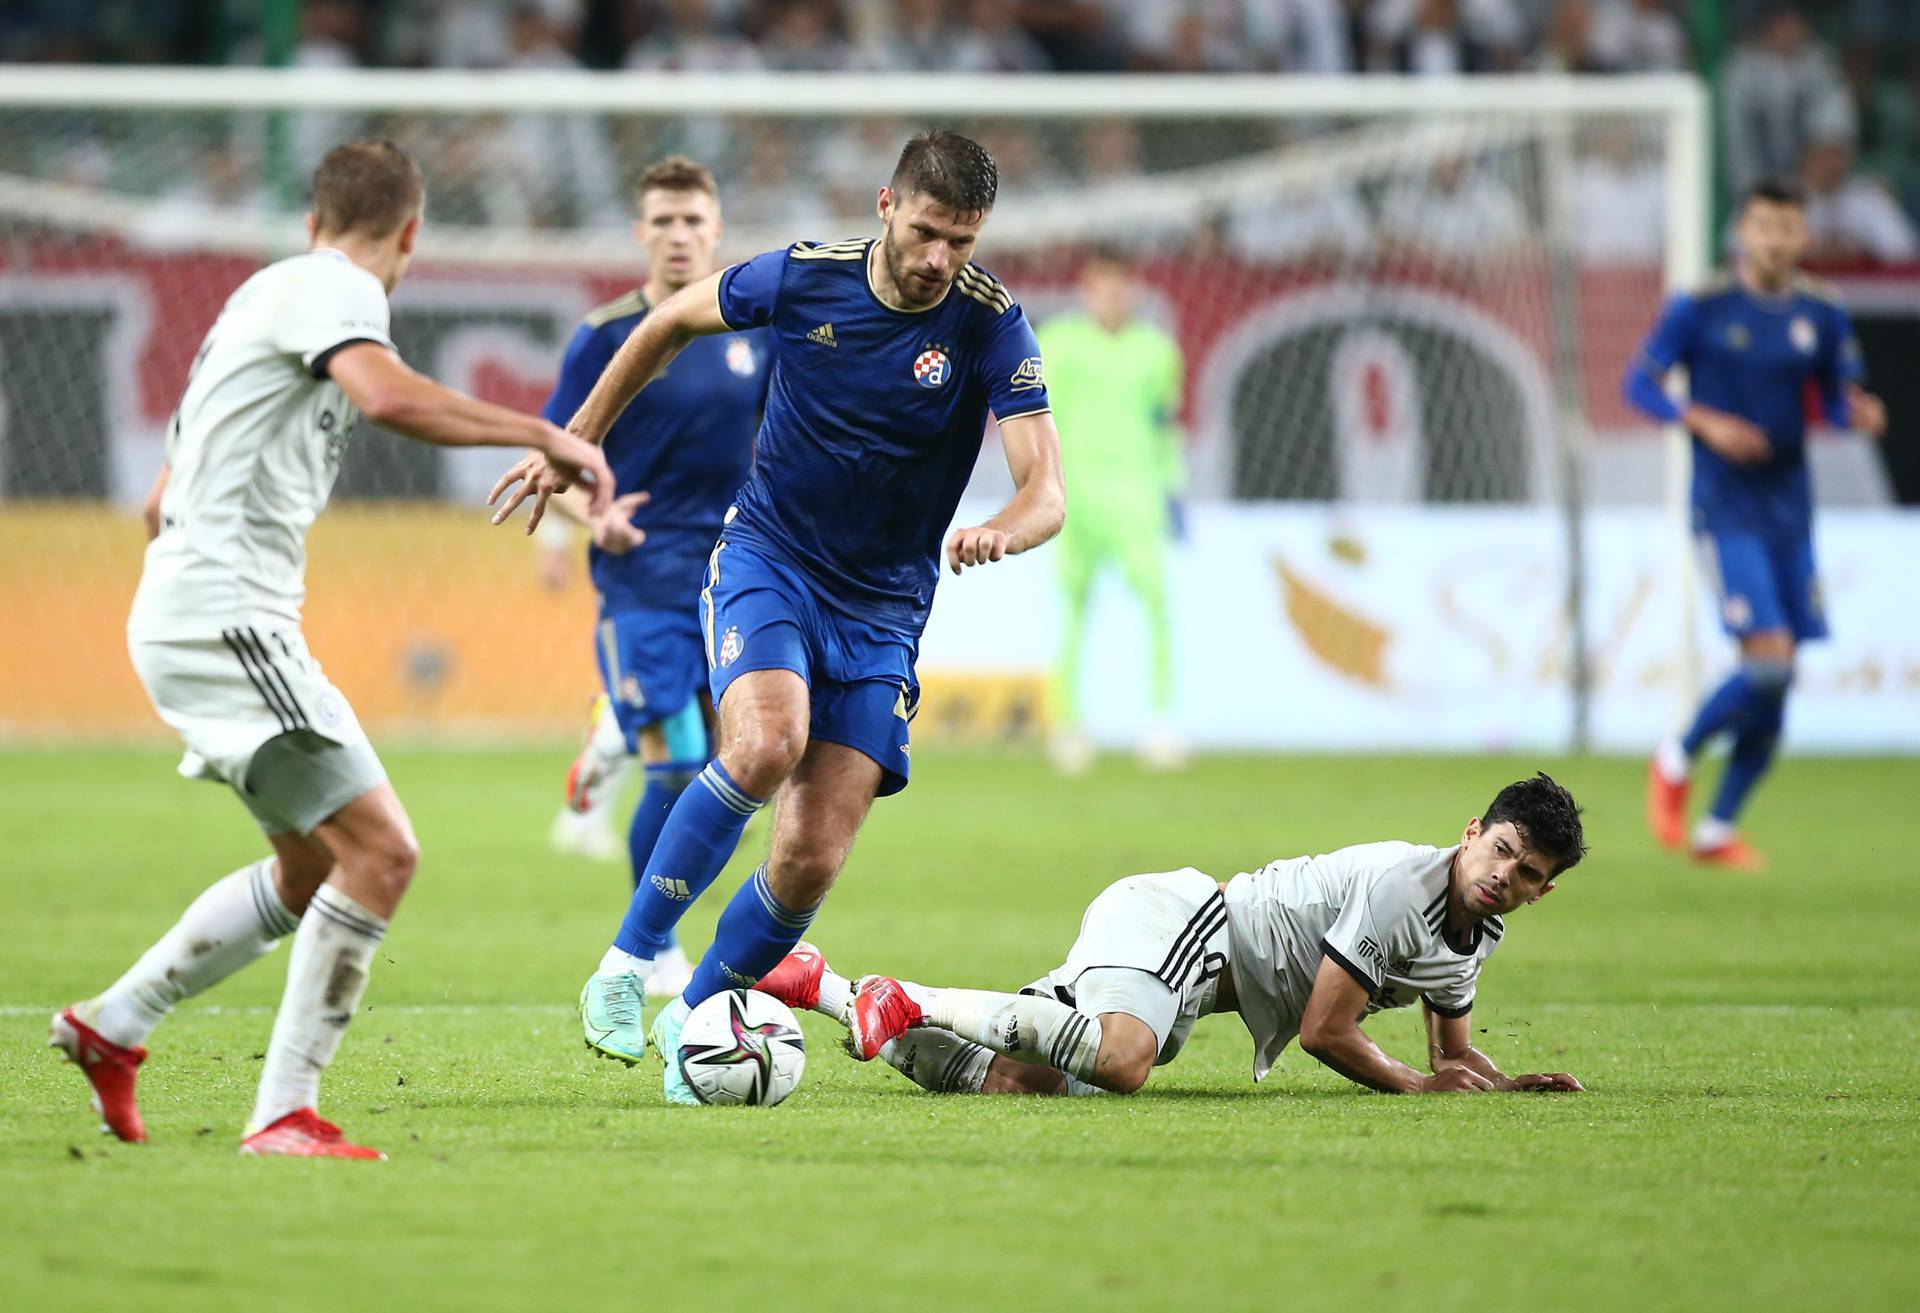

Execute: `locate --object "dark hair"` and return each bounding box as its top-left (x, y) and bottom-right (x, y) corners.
top-left (634, 155), bottom-right (718, 203)
top-left (311, 139), bottom-right (424, 238)
top-left (1483, 772), bottom-right (1586, 875)
top-left (1082, 242), bottom-right (1137, 272)
top-left (1743, 177), bottom-right (1806, 212)
top-left (890, 129), bottom-right (998, 216)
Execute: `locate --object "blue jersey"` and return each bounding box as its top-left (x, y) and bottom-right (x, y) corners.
top-left (1624, 274), bottom-right (1863, 539)
top-left (542, 290), bottom-right (769, 611)
top-left (715, 239), bottom-right (1052, 634)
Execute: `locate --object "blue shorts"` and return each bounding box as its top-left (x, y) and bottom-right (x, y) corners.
top-left (595, 600), bottom-right (710, 753)
top-left (1698, 529), bottom-right (1827, 642)
top-left (700, 538), bottom-right (919, 796)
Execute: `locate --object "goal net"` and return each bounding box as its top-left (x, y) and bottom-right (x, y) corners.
top-left (0, 70), bottom-right (1707, 746)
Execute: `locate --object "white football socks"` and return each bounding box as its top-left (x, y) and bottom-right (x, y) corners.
top-left (814, 967), bottom-right (854, 1026)
top-left (1656, 735), bottom-right (1690, 783)
top-left (598, 944), bottom-right (653, 977)
top-left (248, 884), bottom-right (387, 1134)
top-left (925, 989), bottom-right (1104, 1085)
top-left (579, 702), bottom-right (634, 825)
top-left (877, 1028), bottom-right (992, 1094)
top-left (92, 858), bottom-right (300, 1048)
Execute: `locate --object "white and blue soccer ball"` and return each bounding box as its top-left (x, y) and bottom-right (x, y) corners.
top-left (676, 990), bottom-right (807, 1107)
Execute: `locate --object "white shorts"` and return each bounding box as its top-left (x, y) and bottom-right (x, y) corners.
top-left (1027, 868), bottom-right (1230, 1066)
top-left (128, 627), bottom-right (386, 835)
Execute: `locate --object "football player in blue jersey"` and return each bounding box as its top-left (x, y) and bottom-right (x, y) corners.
top-left (538, 157), bottom-right (770, 997)
top-left (492, 129), bottom-right (1066, 1101)
top-left (1626, 180), bottom-right (1888, 869)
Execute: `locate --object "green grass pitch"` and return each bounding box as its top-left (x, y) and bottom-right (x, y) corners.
top-left (3, 747), bottom-right (1918, 1311)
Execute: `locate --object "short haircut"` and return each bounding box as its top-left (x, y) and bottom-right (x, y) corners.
top-left (634, 155), bottom-right (718, 203)
top-left (311, 139), bottom-right (424, 238)
top-left (1082, 242), bottom-right (1137, 273)
top-left (1482, 772), bottom-right (1586, 875)
top-left (1743, 177), bottom-right (1806, 212)
top-left (890, 129), bottom-right (998, 216)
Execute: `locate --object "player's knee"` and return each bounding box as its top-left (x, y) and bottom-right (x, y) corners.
top-left (1093, 1018), bottom-right (1157, 1095)
top-left (722, 720), bottom-right (807, 795)
top-left (1742, 656), bottom-right (1795, 695)
top-left (346, 825), bottom-right (419, 900)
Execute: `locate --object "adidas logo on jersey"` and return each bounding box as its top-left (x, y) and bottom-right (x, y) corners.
top-left (807, 323), bottom-right (838, 348)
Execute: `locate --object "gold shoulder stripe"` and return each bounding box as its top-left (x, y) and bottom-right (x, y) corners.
top-left (791, 243), bottom-right (867, 262)
top-left (584, 290), bottom-right (646, 328)
top-left (1794, 273), bottom-right (1842, 305)
top-left (956, 266), bottom-right (1012, 312)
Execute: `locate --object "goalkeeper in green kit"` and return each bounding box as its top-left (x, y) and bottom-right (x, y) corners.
top-left (1039, 247), bottom-right (1187, 772)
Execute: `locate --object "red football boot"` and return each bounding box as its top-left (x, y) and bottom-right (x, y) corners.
top-left (1694, 836), bottom-right (1766, 872)
top-left (1646, 757), bottom-right (1688, 851)
top-left (240, 1109), bottom-right (386, 1161)
top-left (49, 1007), bottom-right (148, 1144)
top-left (754, 941), bottom-right (825, 1013)
top-left (846, 976), bottom-right (926, 1061)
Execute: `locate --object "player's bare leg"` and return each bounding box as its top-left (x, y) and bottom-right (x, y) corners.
top-left (588, 669), bottom-right (806, 1067)
top-left (52, 829), bottom-right (332, 1143)
top-left (242, 783), bottom-right (417, 1160)
top-left (654, 739), bottom-right (880, 1104)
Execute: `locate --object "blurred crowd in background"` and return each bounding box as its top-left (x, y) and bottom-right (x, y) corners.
top-left (3, 1), bottom-right (1918, 264)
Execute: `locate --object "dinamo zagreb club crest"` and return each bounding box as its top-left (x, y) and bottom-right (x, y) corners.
top-left (719, 625), bottom-right (743, 667)
top-left (913, 348), bottom-right (950, 388)
top-left (725, 337), bottom-right (757, 377)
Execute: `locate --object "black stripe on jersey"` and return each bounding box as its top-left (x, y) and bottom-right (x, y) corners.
top-left (1319, 937), bottom-right (1382, 999)
top-left (1153, 890), bottom-right (1227, 986)
top-left (1422, 994), bottom-right (1474, 1019)
top-left (222, 629), bottom-right (294, 733)
top-left (1158, 898), bottom-right (1228, 991)
top-left (240, 628), bottom-right (309, 729)
top-left (308, 337), bottom-right (385, 381)
top-left (1484, 916), bottom-right (1504, 941)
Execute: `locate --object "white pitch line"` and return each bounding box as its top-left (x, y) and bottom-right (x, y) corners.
top-left (2, 1002), bottom-right (1912, 1019)
top-left (0, 1003), bottom-right (572, 1018)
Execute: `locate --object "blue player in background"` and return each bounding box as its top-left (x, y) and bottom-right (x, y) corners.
top-left (1626, 180), bottom-right (1888, 870)
top-left (492, 129), bottom-right (1066, 1101)
top-left (539, 157), bottom-right (768, 995)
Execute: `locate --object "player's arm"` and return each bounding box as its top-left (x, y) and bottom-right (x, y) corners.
top-left (326, 343), bottom-right (611, 513)
top-left (1816, 308), bottom-right (1888, 438)
top-left (141, 463), bottom-right (169, 540)
top-left (946, 408), bottom-right (1066, 573)
top-left (1621, 294), bottom-right (1770, 464)
top-left (1423, 1002), bottom-right (1582, 1093)
top-left (490, 271), bottom-right (730, 531)
top-left (1297, 956), bottom-right (1489, 1093)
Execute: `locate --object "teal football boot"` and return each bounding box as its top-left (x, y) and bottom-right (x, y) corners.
top-left (650, 998), bottom-right (700, 1106)
top-left (579, 970), bottom-right (648, 1065)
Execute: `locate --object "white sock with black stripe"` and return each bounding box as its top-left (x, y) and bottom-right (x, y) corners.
top-left (877, 1027), bottom-right (993, 1094)
top-left (249, 884), bottom-right (387, 1134)
top-left (91, 858), bottom-right (301, 1048)
top-left (924, 989), bottom-right (1104, 1085)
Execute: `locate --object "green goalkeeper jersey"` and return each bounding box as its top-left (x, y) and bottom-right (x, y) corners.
top-left (1035, 313), bottom-right (1185, 511)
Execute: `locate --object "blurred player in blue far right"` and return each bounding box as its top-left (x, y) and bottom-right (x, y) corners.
top-left (1625, 180), bottom-right (1888, 870)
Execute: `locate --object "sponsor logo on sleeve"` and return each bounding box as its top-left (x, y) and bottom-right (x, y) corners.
top-left (1010, 356), bottom-right (1044, 391)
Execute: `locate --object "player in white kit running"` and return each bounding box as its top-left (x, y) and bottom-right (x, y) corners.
top-left (756, 774), bottom-right (1587, 1097)
top-left (49, 140), bottom-right (612, 1159)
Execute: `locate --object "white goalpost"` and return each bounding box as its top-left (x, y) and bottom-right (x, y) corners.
top-left (0, 69), bottom-right (1709, 748)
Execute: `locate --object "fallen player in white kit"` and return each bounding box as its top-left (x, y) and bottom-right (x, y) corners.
top-left (756, 774), bottom-right (1587, 1096)
top-left (48, 140), bottom-right (611, 1158)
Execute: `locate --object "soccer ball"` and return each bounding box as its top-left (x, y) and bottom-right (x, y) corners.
top-left (676, 990), bottom-right (807, 1107)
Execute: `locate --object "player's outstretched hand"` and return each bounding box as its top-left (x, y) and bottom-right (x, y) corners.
top-left (1689, 409), bottom-right (1772, 465)
top-left (946, 526), bottom-right (1010, 574)
top-left (591, 490), bottom-right (651, 556)
top-left (1420, 1066), bottom-right (1497, 1093)
top-left (543, 429), bottom-right (614, 520)
top-left (1846, 385), bottom-right (1888, 438)
top-left (1508, 1072), bottom-right (1584, 1093)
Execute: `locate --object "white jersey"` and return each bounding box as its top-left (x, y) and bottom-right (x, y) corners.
top-left (128, 248), bottom-right (395, 641)
top-left (1223, 842), bottom-right (1500, 1080)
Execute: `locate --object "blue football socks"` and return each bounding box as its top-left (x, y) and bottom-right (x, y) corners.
top-left (682, 863), bottom-right (818, 1009)
top-left (612, 760), bottom-right (764, 960)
